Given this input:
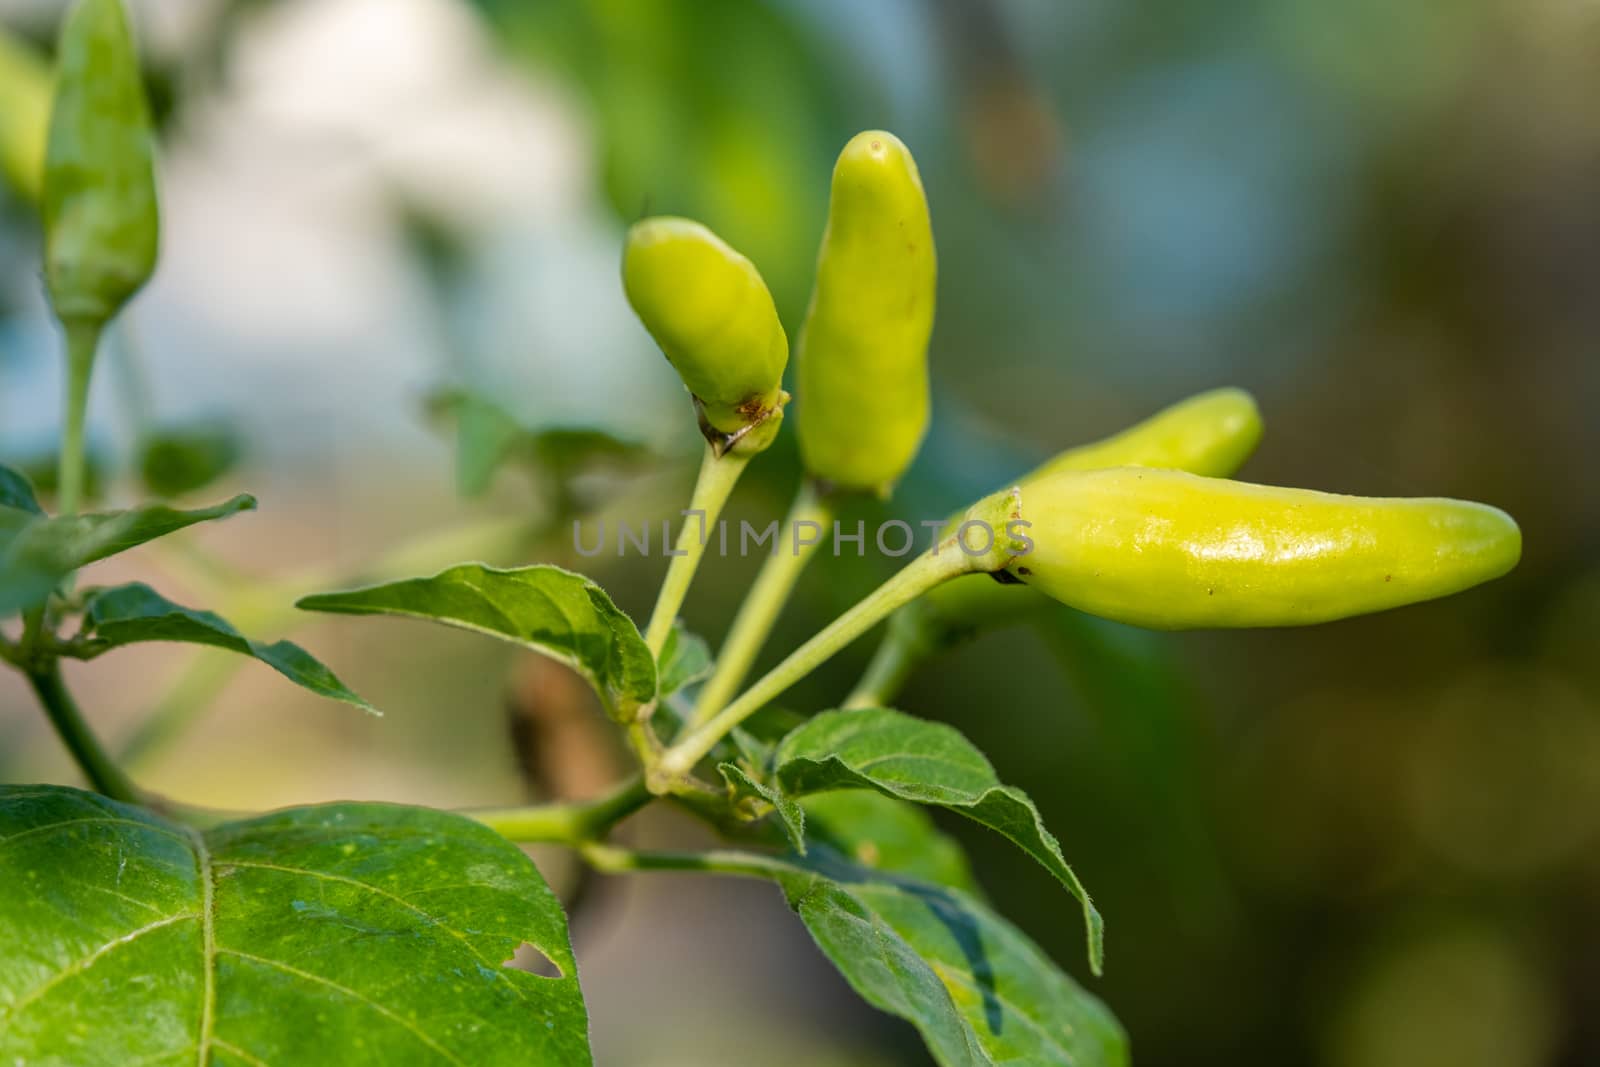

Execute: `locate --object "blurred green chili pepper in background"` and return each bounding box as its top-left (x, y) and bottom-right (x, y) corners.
top-left (0, 28), bottom-right (52, 203)
top-left (999, 467), bottom-right (1521, 630)
top-left (43, 0), bottom-right (159, 332)
top-left (795, 130), bottom-right (936, 496)
top-left (623, 215), bottom-right (789, 451)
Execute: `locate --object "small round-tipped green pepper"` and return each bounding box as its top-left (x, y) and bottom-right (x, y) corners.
top-left (0, 29), bottom-right (52, 203)
top-left (623, 216), bottom-right (788, 447)
top-left (1001, 467), bottom-right (1521, 630)
top-left (795, 130), bottom-right (936, 496)
top-left (43, 0), bottom-right (160, 330)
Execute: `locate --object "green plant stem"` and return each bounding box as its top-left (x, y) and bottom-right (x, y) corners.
top-left (650, 546), bottom-right (978, 791)
top-left (843, 622), bottom-right (935, 709)
top-left (57, 318), bottom-right (101, 517)
top-left (469, 775), bottom-right (651, 845)
top-left (642, 443), bottom-right (751, 657)
top-left (685, 479), bottom-right (832, 730)
top-left (26, 661), bottom-right (141, 804)
top-left (580, 842), bottom-right (793, 880)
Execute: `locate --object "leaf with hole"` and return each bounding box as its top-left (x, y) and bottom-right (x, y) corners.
top-left (0, 784), bottom-right (591, 1066)
top-left (297, 563), bottom-right (655, 722)
top-left (751, 706), bottom-right (1104, 974)
top-left (74, 582), bottom-right (374, 713)
top-left (0, 494), bottom-right (256, 617)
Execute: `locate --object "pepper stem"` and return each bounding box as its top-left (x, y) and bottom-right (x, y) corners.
top-left (58, 318), bottom-right (101, 517)
top-left (642, 442), bottom-right (751, 658)
top-left (684, 478), bottom-right (833, 730)
top-left (650, 542), bottom-right (979, 793)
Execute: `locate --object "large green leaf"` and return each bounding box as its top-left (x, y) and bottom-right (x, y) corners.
top-left (0, 494), bottom-right (256, 616)
top-left (742, 707), bottom-right (1105, 974)
top-left (297, 563), bottom-right (655, 721)
top-left (760, 847), bottom-right (1126, 1067)
top-left (76, 582), bottom-right (374, 713)
top-left (0, 785), bottom-right (591, 1065)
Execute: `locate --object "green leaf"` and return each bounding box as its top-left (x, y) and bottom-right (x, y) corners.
top-left (0, 784), bottom-right (592, 1066)
top-left (718, 762), bottom-right (805, 847)
top-left (763, 707), bottom-right (1105, 975)
top-left (800, 790), bottom-right (982, 896)
top-left (77, 583), bottom-right (374, 713)
top-left (138, 422), bottom-right (243, 498)
top-left (656, 621), bottom-right (711, 699)
top-left (297, 563), bottom-right (655, 721)
top-left (426, 388), bottom-right (649, 500)
top-left (0, 494), bottom-right (256, 617)
top-left (763, 848), bottom-right (1126, 1067)
top-left (0, 463), bottom-right (43, 514)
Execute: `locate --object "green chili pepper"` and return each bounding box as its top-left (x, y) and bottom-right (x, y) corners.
top-left (622, 216), bottom-right (788, 450)
top-left (998, 467), bottom-right (1521, 630)
top-left (1020, 387), bottom-right (1262, 484)
top-left (917, 387), bottom-right (1264, 633)
top-left (0, 28), bottom-right (52, 203)
top-left (42, 0), bottom-right (160, 332)
top-left (795, 130), bottom-right (936, 496)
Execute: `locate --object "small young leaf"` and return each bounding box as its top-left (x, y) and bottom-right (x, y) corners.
top-left (0, 784), bottom-right (593, 1065)
top-left (138, 422), bottom-right (243, 498)
top-left (0, 463), bottom-right (43, 514)
top-left (0, 494), bottom-right (255, 616)
top-left (77, 582), bottom-right (374, 713)
top-left (656, 621), bottom-right (712, 699)
top-left (766, 707), bottom-right (1105, 974)
top-left (718, 762), bottom-right (806, 847)
top-left (297, 563), bottom-right (655, 721)
top-left (765, 847), bottom-right (1126, 1067)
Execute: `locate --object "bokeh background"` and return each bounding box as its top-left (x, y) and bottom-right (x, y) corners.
top-left (3, 0), bottom-right (1598, 1063)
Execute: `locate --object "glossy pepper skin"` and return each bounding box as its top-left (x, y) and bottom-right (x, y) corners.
top-left (622, 216), bottom-right (788, 444)
top-left (43, 0), bottom-right (160, 330)
top-left (1002, 467), bottom-right (1521, 630)
top-left (796, 130), bottom-right (936, 496)
top-left (918, 388), bottom-right (1264, 633)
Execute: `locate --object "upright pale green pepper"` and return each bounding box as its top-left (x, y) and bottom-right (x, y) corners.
top-left (0, 29), bottom-right (52, 203)
top-left (998, 467), bottom-right (1521, 630)
top-left (796, 130), bottom-right (936, 495)
top-left (43, 0), bottom-right (159, 331)
top-left (623, 216), bottom-right (789, 453)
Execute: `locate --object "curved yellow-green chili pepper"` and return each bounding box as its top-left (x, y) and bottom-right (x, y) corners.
top-left (999, 467), bottom-right (1521, 630)
top-left (43, 0), bottom-right (160, 331)
top-left (1020, 387), bottom-right (1262, 484)
top-left (796, 130), bottom-right (936, 495)
top-left (0, 28), bottom-right (52, 203)
top-left (623, 216), bottom-right (788, 449)
top-left (918, 387), bottom-right (1265, 633)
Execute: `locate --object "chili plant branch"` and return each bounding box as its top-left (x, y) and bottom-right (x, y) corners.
top-left (641, 442), bottom-right (751, 657)
top-left (25, 660), bottom-right (141, 804)
top-left (650, 542), bottom-right (983, 792)
top-left (685, 478), bottom-right (833, 730)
